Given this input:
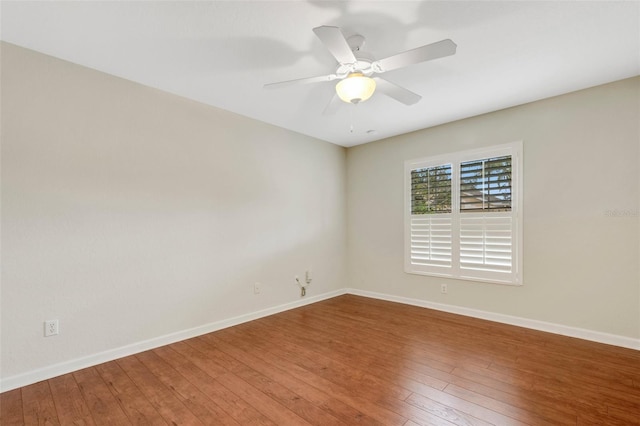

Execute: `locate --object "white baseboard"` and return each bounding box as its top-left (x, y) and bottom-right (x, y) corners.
top-left (0, 289), bottom-right (347, 393)
top-left (345, 288), bottom-right (640, 351)
top-left (2, 286), bottom-right (638, 392)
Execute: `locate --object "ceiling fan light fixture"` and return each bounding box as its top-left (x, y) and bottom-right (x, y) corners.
top-left (336, 72), bottom-right (376, 104)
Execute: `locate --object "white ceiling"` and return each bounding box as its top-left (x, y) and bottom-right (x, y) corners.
top-left (2, 1), bottom-right (639, 147)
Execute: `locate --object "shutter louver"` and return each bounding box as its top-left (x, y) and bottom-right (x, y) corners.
top-left (460, 214), bottom-right (513, 273)
top-left (410, 215), bottom-right (452, 267)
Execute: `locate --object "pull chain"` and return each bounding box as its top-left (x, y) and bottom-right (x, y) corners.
top-left (349, 102), bottom-right (358, 134)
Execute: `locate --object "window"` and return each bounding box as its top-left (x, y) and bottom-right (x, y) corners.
top-left (405, 141), bottom-right (522, 285)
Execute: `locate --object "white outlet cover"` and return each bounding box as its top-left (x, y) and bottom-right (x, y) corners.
top-left (45, 319), bottom-right (59, 337)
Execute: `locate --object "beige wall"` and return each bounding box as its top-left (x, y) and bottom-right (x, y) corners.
top-left (1, 43), bottom-right (347, 379)
top-left (347, 76), bottom-right (640, 339)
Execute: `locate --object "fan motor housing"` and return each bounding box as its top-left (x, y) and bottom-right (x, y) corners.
top-left (333, 34), bottom-right (376, 78)
top-left (336, 57), bottom-right (375, 78)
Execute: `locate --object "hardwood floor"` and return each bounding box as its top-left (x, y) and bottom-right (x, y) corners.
top-left (2, 295), bottom-right (639, 425)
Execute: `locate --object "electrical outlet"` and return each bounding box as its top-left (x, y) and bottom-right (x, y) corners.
top-left (254, 282), bottom-right (261, 294)
top-left (440, 284), bottom-right (448, 294)
top-left (44, 319), bottom-right (59, 337)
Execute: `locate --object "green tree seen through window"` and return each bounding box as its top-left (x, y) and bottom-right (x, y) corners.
top-left (411, 164), bottom-right (452, 214)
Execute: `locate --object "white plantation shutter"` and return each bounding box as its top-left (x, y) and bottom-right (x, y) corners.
top-left (410, 215), bottom-right (452, 269)
top-left (459, 213), bottom-right (515, 281)
top-left (405, 142), bottom-right (522, 285)
top-left (459, 154), bottom-right (516, 282)
top-left (407, 163), bottom-right (453, 275)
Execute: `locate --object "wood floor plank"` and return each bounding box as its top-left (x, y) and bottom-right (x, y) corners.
top-left (73, 367), bottom-right (131, 425)
top-left (577, 406), bottom-right (640, 426)
top-left (1, 388), bottom-right (24, 425)
top-left (214, 371), bottom-right (313, 425)
top-left (607, 404), bottom-right (640, 425)
top-left (404, 392), bottom-right (494, 426)
top-left (232, 363), bottom-right (349, 425)
top-left (290, 302), bottom-right (575, 424)
top-left (200, 332), bottom-right (386, 425)
top-left (373, 393), bottom-right (467, 426)
top-left (448, 367), bottom-right (576, 425)
top-left (184, 334), bottom-right (342, 425)
top-left (135, 350), bottom-right (240, 425)
top-left (303, 302), bottom-right (492, 370)
top-left (489, 349), bottom-right (640, 400)
top-left (488, 359), bottom-right (640, 414)
top-left (153, 345), bottom-right (277, 425)
top-left (285, 305), bottom-right (575, 425)
top-left (291, 306), bottom-right (464, 374)
top-left (21, 381), bottom-right (60, 425)
top-left (449, 366), bottom-right (576, 425)
top-left (3, 294), bottom-right (639, 425)
top-left (213, 327), bottom-right (408, 425)
top-left (94, 360), bottom-right (168, 425)
top-left (406, 390), bottom-right (527, 426)
top-left (231, 316), bottom-right (414, 402)
top-left (255, 315), bottom-right (468, 418)
top-left (180, 338), bottom-right (247, 375)
top-left (167, 340), bottom-right (228, 377)
top-left (48, 374), bottom-right (96, 425)
top-left (115, 355), bottom-right (203, 425)
top-left (260, 312), bottom-right (451, 391)
top-left (442, 383), bottom-right (557, 426)
top-left (311, 298), bottom-right (499, 363)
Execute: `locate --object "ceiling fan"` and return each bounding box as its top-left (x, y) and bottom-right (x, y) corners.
top-left (264, 26), bottom-right (457, 114)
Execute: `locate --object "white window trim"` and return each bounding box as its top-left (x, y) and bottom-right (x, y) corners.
top-left (404, 141), bottom-right (523, 285)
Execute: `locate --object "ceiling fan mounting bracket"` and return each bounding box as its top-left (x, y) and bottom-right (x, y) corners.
top-left (346, 34), bottom-right (366, 52)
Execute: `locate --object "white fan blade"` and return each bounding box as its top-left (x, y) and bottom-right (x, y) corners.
top-left (322, 93), bottom-right (343, 115)
top-left (375, 39), bottom-right (456, 73)
top-left (264, 74), bottom-right (337, 89)
top-left (313, 26), bottom-right (357, 65)
top-left (373, 77), bottom-right (422, 105)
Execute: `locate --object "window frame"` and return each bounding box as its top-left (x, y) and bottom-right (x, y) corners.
top-left (404, 141), bottom-right (523, 285)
